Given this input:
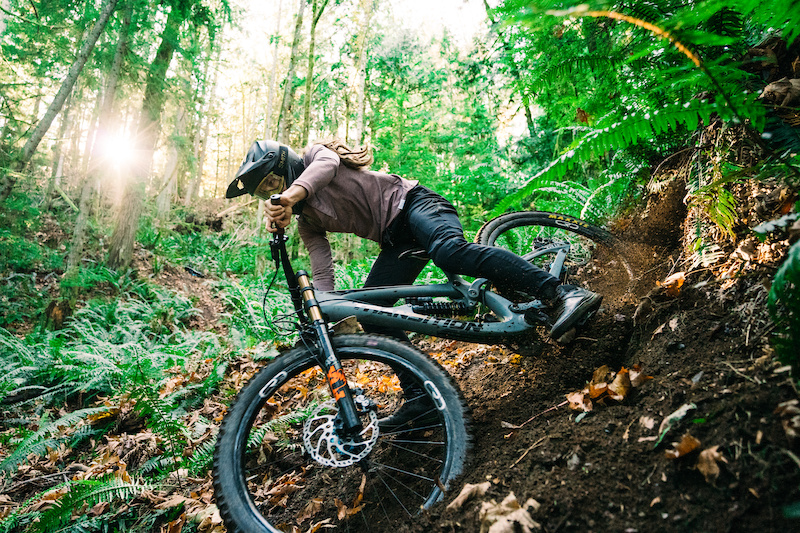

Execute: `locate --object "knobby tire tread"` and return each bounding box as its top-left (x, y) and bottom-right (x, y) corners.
top-left (212, 334), bottom-right (472, 533)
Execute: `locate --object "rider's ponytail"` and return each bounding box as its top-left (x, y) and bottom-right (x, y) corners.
top-left (315, 137), bottom-right (374, 170)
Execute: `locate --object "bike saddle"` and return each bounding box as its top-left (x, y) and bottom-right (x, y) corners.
top-left (398, 247), bottom-right (430, 262)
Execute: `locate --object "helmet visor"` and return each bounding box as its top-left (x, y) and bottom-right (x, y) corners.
top-left (253, 172), bottom-right (285, 200)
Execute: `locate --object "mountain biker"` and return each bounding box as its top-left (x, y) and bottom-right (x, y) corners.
top-left (226, 138), bottom-right (602, 426)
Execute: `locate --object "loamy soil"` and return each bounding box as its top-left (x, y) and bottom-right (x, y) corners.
top-left (388, 180), bottom-right (800, 533)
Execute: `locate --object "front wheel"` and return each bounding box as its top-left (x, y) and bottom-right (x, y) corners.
top-left (476, 211), bottom-right (633, 299)
top-left (213, 334), bottom-right (471, 533)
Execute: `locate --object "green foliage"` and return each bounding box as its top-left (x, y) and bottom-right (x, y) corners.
top-left (0, 280), bottom-right (220, 406)
top-left (768, 240), bottom-right (800, 377)
top-left (0, 406), bottom-right (110, 473)
top-left (28, 476), bottom-right (151, 533)
top-left (0, 194), bottom-right (63, 273)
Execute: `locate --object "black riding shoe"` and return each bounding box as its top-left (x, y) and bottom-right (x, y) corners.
top-left (549, 284), bottom-right (602, 341)
top-left (378, 388), bottom-right (439, 432)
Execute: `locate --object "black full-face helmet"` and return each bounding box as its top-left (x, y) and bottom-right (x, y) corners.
top-left (225, 140), bottom-right (305, 199)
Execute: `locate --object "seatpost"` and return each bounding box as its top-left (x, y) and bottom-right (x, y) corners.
top-left (269, 194), bottom-right (363, 436)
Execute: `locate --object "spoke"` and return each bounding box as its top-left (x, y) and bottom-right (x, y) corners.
top-left (371, 461), bottom-right (435, 482)
top-left (390, 439), bottom-right (445, 445)
top-left (376, 470), bottom-right (413, 518)
top-left (379, 468), bottom-right (428, 501)
top-left (379, 423), bottom-right (442, 436)
top-left (385, 441), bottom-right (443, 463)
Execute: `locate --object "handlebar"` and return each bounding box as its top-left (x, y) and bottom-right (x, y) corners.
top-left (270, 194), bottom-right (284, 235)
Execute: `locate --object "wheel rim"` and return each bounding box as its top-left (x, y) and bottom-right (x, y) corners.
top-left (487, 221), bottom-right (632, 297)
top-left (234, 348), bottom-right (452, 531)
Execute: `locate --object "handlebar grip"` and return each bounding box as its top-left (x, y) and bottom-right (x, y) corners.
top-left (270, 194), bottom-right (282, 206)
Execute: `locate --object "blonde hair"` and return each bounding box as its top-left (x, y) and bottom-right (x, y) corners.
top-left (316, 137), bottom-right (374, 170)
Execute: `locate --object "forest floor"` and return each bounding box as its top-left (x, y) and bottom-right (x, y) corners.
top-left (397, 180), bottom-right (800, 533)
top-left (2, 178), bottom-right (799, 533)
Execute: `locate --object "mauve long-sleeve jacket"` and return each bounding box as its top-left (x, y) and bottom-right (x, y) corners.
top-left (293, 144), bottom-right (418, 291)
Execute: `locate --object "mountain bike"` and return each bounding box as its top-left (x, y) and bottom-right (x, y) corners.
top-left (212, 196), bottom-right (632, 533)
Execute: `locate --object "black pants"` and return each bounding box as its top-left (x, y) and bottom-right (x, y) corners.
top-left (362, 186), bottom-right (560, 342)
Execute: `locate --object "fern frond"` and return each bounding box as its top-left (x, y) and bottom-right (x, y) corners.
top-left (32, 476), bottom-right (151, 533)
top-left (0, 406), bottom-right (111, 472)
top-left (185, 437), bottom-right (217, 476)
top-left (529, 55), bottom-right (621, 92)
top-left (493, 97), bottom-right (748, 215)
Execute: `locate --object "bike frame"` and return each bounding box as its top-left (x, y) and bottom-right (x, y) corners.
top-left (271, 227), bottom-right (572, 346)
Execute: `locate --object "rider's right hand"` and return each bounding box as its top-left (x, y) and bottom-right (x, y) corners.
top-left (265, 203), bottom-right (292, 232)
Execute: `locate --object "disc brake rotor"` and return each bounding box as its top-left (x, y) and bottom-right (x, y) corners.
top-left (302, 399), bottom-right (379, 467)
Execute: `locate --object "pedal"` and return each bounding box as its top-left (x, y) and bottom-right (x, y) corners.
top-left (523, 307), bottom-right (551, 326)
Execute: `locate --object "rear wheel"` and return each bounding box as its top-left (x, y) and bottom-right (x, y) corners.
top-left (213, 334), bottom-right (471, 533)
top-left (476, 211), bottom-right (633, 299)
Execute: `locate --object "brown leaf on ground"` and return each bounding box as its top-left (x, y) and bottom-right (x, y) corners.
top-left (478, 492), bottom-right (541, 533)
top-left (630, 364), bottom-right (654, 387)
top-left (297, 498), bottom-right (324, 523)
top-left (306, 518), bottom-right (336, 532)
top-left (446, 481), bottom-right (492, 510)
top-left (607, 368), bottom-right (632, 401)
top-left (658, 271), bottom-right (686, 297)
top-left (565, 390), bottom-right (592, 412)
top-left (696, 445), bottom-right (728, 483)
top-left (664, 433), bottom-right (701, 459)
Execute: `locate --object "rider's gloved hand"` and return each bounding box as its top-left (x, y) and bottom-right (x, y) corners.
top-left (265, 203), bottom-right (292, 232)
top-left (264, 184), bottom-right (308, 232)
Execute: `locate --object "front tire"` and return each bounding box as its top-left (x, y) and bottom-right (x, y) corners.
top-left (213, 334), bottom-right (471, 533)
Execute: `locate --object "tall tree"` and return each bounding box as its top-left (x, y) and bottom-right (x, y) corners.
top-left (276, 0), bottom-right (306, 143)
top-left (67, 0), bottom-right (134, 274)
top-left (352, 0), bottom-right (376, 144)
top-left (300, 0), bottom-right (330, 146)
top-left (0, 0), bottom-right (119, 202)
top-left (107, 2), bottom-right (188, 270)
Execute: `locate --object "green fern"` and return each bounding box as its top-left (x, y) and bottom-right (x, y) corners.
top-left (769, 240), bottom-right (800, 377)
top-left (0, 406), bottom-right (111, 473)
top-left (493, 97), bottom-right (757, 215)
top-left (30, 476), bottom-right (151, 533)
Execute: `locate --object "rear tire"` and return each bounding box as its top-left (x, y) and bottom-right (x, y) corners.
top-left (476, 211), bottom-right (633, 297)
top-left (213, 334), bottom-right (471, 533)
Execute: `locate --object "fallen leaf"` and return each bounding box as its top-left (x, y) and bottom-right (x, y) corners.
top-left (478, 492), bottom-right (541, 533)
top-left (306, 518), bottom-right (336, 532)
top-left (297, 498), bottom-right (324, 523)
top-left (656, 403), bottom-right (697, 446)
top-left (607, 368), bottom-right (632, 401)
top-left (639, 416), bottom-right (656, 430)
top-left (565, 391), bottom-right (592, 412)
top-left (446, 481), bottom-right (491, 511)
top-left (664, 433), bottom-right (701, 459)
top-left (658, 272), bottom-right (686, 297)
top-left (650, 496), bottom-right (661, 507)
top-left (629, 364), bottom-right (653, 387)
top-left (696, 445), bottom-right (727, 483)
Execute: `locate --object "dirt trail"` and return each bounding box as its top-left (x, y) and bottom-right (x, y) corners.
top-left (385, 182), bottom-right (800, 533)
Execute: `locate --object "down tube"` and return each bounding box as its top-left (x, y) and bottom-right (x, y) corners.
top-left (315, 288), bottom-right (531, 343)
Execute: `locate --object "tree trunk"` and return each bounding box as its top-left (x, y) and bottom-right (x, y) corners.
top-left (276, 0), bottom-right (306, 144)
top-left (107, 4), bottom-right (182, 270)
top-left (265, 0), bottom-right (282, 139)
top-left (353, 0), bottom-right (376, 144)
top-left (185, 38), bottom-right (220, 206)
top-left (0, 0), bottom-right (118, 203)
top-left (43, 91), bottom-right (74, 208)
top-left (67, 0), bottom-right (132, 275)
top-left (301, 0), bottom-right (330, 146)
top-left (157, 105), bottom-right (186, 219)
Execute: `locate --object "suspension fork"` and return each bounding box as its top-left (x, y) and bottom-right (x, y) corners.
top-left (269, 195), bottom-right (363, 436)
top-left (296, 270), bottom-right (364, 435)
